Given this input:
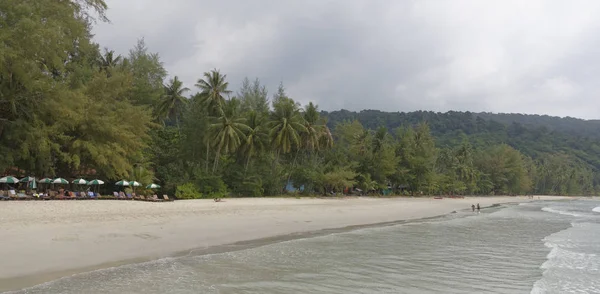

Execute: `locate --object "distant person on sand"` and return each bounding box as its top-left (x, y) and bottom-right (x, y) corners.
top-left (476, 203), bottom-right (480, 213)
top-left (472, 204), bottom-right (475, 212)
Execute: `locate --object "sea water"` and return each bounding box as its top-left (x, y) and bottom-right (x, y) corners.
top-left (6, 199), bottom-right (600, 294)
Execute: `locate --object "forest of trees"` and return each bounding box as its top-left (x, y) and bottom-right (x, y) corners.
top-left (1, 0), bottom-right (598, 198)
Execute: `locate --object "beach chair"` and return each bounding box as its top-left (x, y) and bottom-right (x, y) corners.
top-left (113, 191), bottom-right (119, 200)
top-left (76, 191), bottom-right (86, 200)
top-left (162, 194), bottom-right (174, 202)
top-left (87, 191), bottom-right (96, 199)
top-left (126, 193), bottom-right (133, 200)
top-left (151, 194), bottom-right (164, 202)
top-left (17, 192), bottom-right (33, 200)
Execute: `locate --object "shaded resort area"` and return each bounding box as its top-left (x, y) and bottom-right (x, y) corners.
top-left (0, 176), bottom-right (172, 202)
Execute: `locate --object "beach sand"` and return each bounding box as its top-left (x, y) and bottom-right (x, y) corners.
top-left (0, 196), bottom-right (567, 291)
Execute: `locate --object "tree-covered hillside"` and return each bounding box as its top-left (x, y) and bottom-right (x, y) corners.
top-left (323, 110), bottom-right (600, 171)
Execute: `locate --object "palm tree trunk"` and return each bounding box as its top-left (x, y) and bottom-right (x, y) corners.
top-left (244, 154), bottom-right (252, 174)
top-left (286, 148), bottom-right (301, 189)
top-left (212, 149), bottom-right (221, 174)
top-left (205, 141), bottom-right (210, 173)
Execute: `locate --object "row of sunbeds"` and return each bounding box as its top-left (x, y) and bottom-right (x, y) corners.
top-left (0, 190), bottom-right (174, 202)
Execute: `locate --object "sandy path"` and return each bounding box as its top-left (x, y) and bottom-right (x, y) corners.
top-left (0, 196), bottom-right (567, 291)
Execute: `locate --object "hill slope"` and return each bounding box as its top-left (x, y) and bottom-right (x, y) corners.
top-left (323, 109), bottom-right (600, 171)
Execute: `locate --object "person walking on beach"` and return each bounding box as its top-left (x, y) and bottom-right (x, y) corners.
top-left (476, 203), bottom-right (480, 213)
top-left (471, 204), bottom-right (475, 212)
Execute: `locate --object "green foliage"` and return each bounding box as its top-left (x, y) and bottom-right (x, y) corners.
top-left (175, 183), bottom-right (203, 199)
top-left (1, 1), bottom-right (595, 198)
top-left (196, 175), bottom-right (228, 198)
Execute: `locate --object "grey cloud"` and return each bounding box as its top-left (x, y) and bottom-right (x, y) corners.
top-left (93, 0), bottom-right (600, 119)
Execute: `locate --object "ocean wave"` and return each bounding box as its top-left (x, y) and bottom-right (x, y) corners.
top-left (532, 220), bottom-right (600, 294)
top-left (541, 207), bottom-right (584, 217)
top-left (593, 206), bottom-right (600, 213)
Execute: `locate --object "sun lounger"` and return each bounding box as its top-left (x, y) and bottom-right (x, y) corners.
top-left (151, 194), bottom-right (164, 202)
top-left (126, 193), bottom-right (133, 200)
top-left (75, 192), bottom-right (85, 200)
top-left (162, 194), bottom-right (174, 202)
top-left (17, 192), bottom-right (33, 200)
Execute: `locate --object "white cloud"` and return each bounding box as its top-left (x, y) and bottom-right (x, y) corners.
top-left (93, 0), bottom-right (600, 119)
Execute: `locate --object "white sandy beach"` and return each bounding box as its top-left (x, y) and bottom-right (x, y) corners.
top-left (0, 196), bottom-right (568, 291)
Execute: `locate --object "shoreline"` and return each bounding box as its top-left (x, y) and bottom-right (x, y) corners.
top-left (0, 196), bottom-right (570, 292)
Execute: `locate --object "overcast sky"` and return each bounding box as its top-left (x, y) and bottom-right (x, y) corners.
top-left (92, 0), bottom-right (600, 119)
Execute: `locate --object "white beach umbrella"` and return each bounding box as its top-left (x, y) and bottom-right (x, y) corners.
top-left (87, 179), bottom-right (105, 185)
top-left (72, 178), bottom-right (88, 185)
top-left (115, 180), bottom-right (129, 186)
top-left (52, 178), bottom-right (69, 184)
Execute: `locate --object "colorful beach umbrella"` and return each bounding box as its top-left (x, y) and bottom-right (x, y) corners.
top-left (129, 181), bottom-right (141, 187)
top-left (87, 179), bottom-right (105, 185)
top-left (0, 176), bottom-right (19, 184)
top-left (52, 178), bottom-right (69, 184)
top-left (19, 176), bottom-right (35, 183)
top-left (38, 178), bottom-right (53, 184)
top-left (72, 178), bottom-right (88, 185)
top-left (115, 180), bottom-right (129, 186)
top-left (146, 183), bottom-right (161, 189)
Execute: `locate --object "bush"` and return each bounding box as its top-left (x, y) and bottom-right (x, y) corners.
top-left (175, 183), bottom-right (203, 199)
top-left (196, 175), bottom-right (228, 198)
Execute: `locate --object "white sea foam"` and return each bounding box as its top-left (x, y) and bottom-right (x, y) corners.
top-left (541, 207), bottom-right (584, 217)
top-left (532, 220), bottom-right (600, 294)
top-left (592, 206), bottom-right (600, 213)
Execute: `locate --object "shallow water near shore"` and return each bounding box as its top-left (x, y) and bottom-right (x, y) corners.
top-left (6, 199), bottom-right (599, 294)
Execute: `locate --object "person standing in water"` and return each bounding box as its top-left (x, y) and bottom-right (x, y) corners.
top-left (471, 204), bottom-right (475, 212)
top-left (476, 203), bottom-right (480, 213)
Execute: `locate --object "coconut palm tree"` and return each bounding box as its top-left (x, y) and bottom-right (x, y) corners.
top-left (269, 98), bottom-right (307, 155)
top-left (156, 76), bottom-right (189, 126)
top-left (195, 69), bottom-right (232, 172)
top-left (301, 102), bottom-right (321, 152)
top-left (209, 98), bottom-right (250, 173)
top-left (241, 110), bottom-right (268, 171)
top-left (98, 49), bottom-right (122, 73)
top-left (195, 69), bottom-right (231, 116)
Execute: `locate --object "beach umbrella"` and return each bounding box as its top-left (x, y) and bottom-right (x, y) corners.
top-left (52, 178), bottom-right (69, 184)
top-left (87, 179), bottom-right (104, 193)
top-left (146, 183), bottom-right (161, 189)
top-left (38, 178), bottom-right (53, 184)
top-left (0, 176), bottom-right (19, 184)
top-left (115, 180), bottom-right (129, 186)
top-left (72, 178), bottom-right (88, 185)
top-left (19, 176), bottom-right (35, 183)
top-left (128, 181), bottom-right (141, 193)
top-left (87, 179), bottom-right (105, 185)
